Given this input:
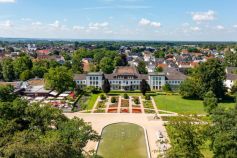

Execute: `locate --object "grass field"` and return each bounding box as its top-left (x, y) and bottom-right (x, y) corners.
top-left (154, 95), bottom-right (235, 114)
top-left (97, 123), bottom-right (148, 158)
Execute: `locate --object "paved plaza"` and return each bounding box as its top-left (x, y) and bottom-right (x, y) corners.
top-left (64, 112), bottom-right (170, 158)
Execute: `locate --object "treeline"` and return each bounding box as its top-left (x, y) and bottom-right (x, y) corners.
top-left (0, 54), bottom-right (62, 82)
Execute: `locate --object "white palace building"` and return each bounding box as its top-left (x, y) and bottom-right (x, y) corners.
top-left (74, 66), bottom-right (187, 91)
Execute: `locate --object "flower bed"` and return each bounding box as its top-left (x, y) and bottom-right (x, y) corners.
top-left (132, 96), bottom-right (141, 107)
top-left (108, 108), bottom-right (118, 113)
top-left (121, 99), bottom-right (129, 107)
top-left (144, 109), bottom-right (156, 114)
top-left (96, 100), bottom-right (106, 109)
top-left (109, 103), bottom-right (118, 108)
top-left (120, 108), bottom-right (129, 113)
top-left (143, 100), bottom-right (154, 109)
top-left (132, 109), bottom-right (142, 113)
top-left (94, 109), bottom-right (105, 113)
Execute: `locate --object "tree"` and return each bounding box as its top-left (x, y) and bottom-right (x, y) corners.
top-left (20, 70), bottom-right (32, 81)
top-left (44, 66), bottom-right (75, 92)
top-left (197, 59), bottom-right (226, 99)
top-left (155, 66), bottom-right (163, 72)
top-left (154, 50), bottom-right (165, 58)
top-left (72, 50), bottom-right (83, 73)
top-left (162, 83), bottom-right (172, 92)
top-left (137, 61), bottom-right (148, 74)
top-left (13, 55), bottom-right (33, 79)
top-left (224, 51), bottom-right (237, 67)
top-left (203, 91), bottom-right (218, 114)
top-left (180, 59), bottom-right (226, 99)
top-left (102, 79), bottom-right (110, 94)
top-left (32, 65), bottom-right (48, 78)
top-left (1, 58), bottom-right (15, 81)
top-left (207, 107), bottom-right (237, 158)
top-left (140, 79), bottom-right (150, 95)
top-left (166, 116), bottom-right (205, 158)
top-left (0, 85), bottom-right (16, 102)
top-left (179, 78), bottom-right (198, 98)
top-left (113, 56), bottom-right (123, 67)
top-left (100, 57), bottom-right (114, 74)
top-left (0, 99), bottom-right (99, 158)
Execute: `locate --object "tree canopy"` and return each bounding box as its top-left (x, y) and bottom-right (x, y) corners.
top-left (44, 66), bottom-right (75, 92)
top-left (0, 98), bottom-right (99, 158)
top-left (180, 59), bottom-right (226, 99)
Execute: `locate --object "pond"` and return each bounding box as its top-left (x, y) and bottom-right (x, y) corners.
top-left (97, 122), bottom-right (149, 158)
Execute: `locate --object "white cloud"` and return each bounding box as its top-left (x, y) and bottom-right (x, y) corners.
top-left (191, 10), bottom-right (216, 22)
top-left (216, 25), bottom-right (224, 30)
top-left (88, 22), bottom-right (109, 30)
top-left (73, 25), bottom-right (85, 31)
top-left (32, 21), bottom-right (42, 26)
top-left (49, 20), bottom-right (61, 28)
top-left (190, 26), bottom-right (201, 31)
top-left (139, 18), bottom-right (150, 25)
top-left (0, 0), bottom-right (15, 3)
top-left (233, 25), bottom-right (237, 28)
top-left (139, 18), bottom-right (161, 29)
top-left (0, 20), bottom-right (13, 29)
top-left (150, 22), bottom-right (161, 28)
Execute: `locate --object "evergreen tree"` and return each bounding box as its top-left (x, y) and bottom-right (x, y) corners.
top-left (102, 79), bottom-right (111, 94)
top-left (140, 79), bottom-right (150, 95)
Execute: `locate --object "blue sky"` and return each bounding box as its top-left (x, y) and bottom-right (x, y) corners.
top-left (0, 0), bottom-right (237, 41)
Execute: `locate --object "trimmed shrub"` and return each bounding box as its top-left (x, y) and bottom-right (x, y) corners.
top-left (134, 98), bottom-right (140, 104)
top-left (111, 97), bottom-right (117, 103)
top-left (124, 93), bottom-right (129, 99)
top-left (145, 94), bottom-right (151, 100)
top-left (100, 94), bottom-right (106, 100)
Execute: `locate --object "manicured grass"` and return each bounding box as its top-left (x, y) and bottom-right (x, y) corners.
top-left (143, 100), bottom-right (154, 109)
top-left (77, 93), bottom-right (100, 111)
top-left (154, 95), bottom-right (235, 114)
top-left (87, 93), bottom-right (100, 110)
top-left (97, 123), bottom-right (148, 158)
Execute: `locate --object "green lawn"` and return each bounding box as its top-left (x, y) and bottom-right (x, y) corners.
top-left (77, 93), bottom-right (100, 111)
top-left (86, 93), bottom-right (100, 110)
top-left (154, 95), bottom-right (235, 114)
top-left (97, 123), bottom-right (148, 158)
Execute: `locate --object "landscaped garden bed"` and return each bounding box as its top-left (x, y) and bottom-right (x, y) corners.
top-left (109, 103), bottom-right (118, 108)
top-left (94, 109), bottom-right (105, 113)
top-left (96, 100), bottom-right (106, 109)
top-left (143, 100), bottom-right (154, 109)
top-left (121, 99), bottom-right (129, 107)
top-left (132, 96), bottom-right (141, 107)
top-left (144, 109), bottom-right (156, 114)
top-left (120, 108), bottom-right (129, 113)
top-left (132, 109), bottom-right (142, 113)
top-left (107, 108), bottom-right (118, 113)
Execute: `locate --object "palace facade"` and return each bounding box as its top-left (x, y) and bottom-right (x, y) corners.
top-left (74, 66), bottom-right (186, 91)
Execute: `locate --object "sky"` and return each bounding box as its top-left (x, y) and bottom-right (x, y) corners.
top-left (0, 0), bottom-right (237, 41)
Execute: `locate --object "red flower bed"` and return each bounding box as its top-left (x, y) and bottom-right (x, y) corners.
top-left (132, 109), bottom-right (142, 113)
top-left (107, 108), bottom-right (118, 113)
top-left (120, 108), bottom-right (129, 113)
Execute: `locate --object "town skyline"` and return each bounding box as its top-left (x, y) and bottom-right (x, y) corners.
top-left (0, 0), bottom-right (237, 41)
